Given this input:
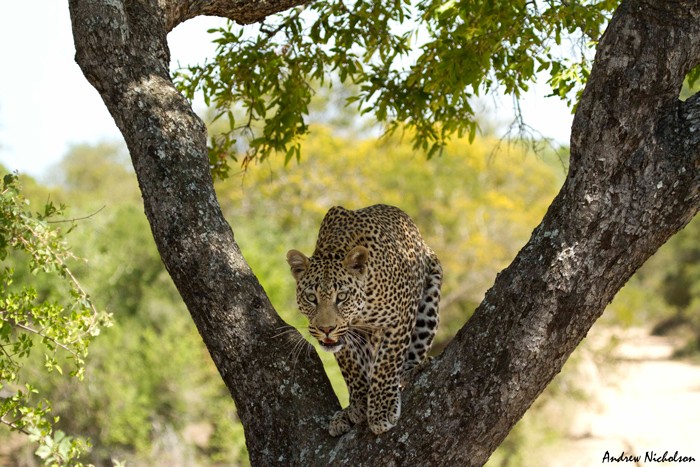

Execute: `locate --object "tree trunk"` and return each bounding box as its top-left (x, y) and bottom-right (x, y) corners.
top-left (68, 0), bottom-right (700, 465)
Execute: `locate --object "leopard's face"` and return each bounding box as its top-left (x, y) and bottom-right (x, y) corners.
top-left (287, 246), bottom-right (369, 353)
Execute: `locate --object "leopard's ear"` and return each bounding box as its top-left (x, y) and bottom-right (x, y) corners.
top-left (286, 249), bottom-right (309, 281)
top-left (343, 246), bottom-right (369, 278)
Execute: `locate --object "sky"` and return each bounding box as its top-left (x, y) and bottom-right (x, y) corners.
top-left (0, 2), bottom-right (574, 179)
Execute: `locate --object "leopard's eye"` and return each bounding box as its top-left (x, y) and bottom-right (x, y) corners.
top-left (336, 291), bottom-right (348, 303)
top-left (305, 292), bottom-right (317, 304)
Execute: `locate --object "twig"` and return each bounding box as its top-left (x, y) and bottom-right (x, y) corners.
top-left (46, 205), bottom-right (106, 224)
top-left (0, 317), bottom-right (77, 356)
top-left (0, 415), bottom-right (31, 436)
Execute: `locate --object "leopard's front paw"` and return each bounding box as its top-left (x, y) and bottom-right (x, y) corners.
top-left (328, 403), bottom-right (366, 436)
top-left (368, 412), bottom-right (399, 435)
top-left (346, 402), bottom-right (367, 425)
top-left (328, 409), bottom-right (352, 437)
top-left (368, 394), bottom-right (401, 435)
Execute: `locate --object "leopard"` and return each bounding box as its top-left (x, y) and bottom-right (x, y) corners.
top-left (286, 204), bottom-right (442, 436)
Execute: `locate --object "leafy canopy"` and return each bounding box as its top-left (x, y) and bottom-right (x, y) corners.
top-left (175, 0), bottom-right (619, 177)
top-left (0, 173), bottom-right (111, 464)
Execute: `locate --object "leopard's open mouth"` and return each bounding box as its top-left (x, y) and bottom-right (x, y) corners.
top-left (319, 336), bottom-right (344, 353)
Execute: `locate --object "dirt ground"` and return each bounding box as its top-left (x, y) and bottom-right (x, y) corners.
top-left (545, 328), bottom-right (700, 466)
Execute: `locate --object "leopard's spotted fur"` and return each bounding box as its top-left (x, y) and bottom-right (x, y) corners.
top-left (287, 204), bottom-right (441, 435)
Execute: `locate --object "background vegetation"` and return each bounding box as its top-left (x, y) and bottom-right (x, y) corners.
top-left (1, 116), bottom-right (698, 465)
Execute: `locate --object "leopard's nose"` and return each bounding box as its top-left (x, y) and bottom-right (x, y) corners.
top-left (318, 325), bottom-right (336, 335)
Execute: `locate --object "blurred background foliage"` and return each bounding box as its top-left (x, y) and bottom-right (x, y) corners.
top-left (1, 110), bottom-right (699, 465)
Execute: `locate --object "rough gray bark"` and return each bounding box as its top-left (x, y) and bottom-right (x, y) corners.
top-left (69, 0), bottom-right (700, 465)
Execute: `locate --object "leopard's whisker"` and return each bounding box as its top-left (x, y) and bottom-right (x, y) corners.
top-left (349, 322), bottom-right (379, 333)
top-left (343, 330), bottom-right (358, 348)
top-left (304, 337), bottom-right (313, 360)
top-left (271, 325), bottom-right (303, 339)
top-left (348, 326), bottom-right (372, 343)
top-left (287, 332), bottom-right (312, 374)
top-left (272, 323), bottom-right (312, 367)
top-left (345, 329), bottom-right (366, 349)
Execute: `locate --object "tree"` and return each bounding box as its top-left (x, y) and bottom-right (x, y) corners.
top-left (67, 0), bottom-right (699, 464)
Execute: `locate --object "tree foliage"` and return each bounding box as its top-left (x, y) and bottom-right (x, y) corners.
top-left (0, 173), bottom-right (111, 464)
top-left (176, 0), bottom-right (618, 176)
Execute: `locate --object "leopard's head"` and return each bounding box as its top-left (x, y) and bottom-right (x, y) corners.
top-left (286, 246), bottom-right (369, 353)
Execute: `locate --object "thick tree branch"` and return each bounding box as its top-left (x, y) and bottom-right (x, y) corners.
top-left (164, 0), bottom-right (313, 31)
top-left (68, 0), bottom-right (700, 465)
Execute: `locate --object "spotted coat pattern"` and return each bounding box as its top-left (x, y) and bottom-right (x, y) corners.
top-left (286, 204), bottom-right (442, 436)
